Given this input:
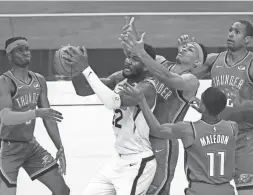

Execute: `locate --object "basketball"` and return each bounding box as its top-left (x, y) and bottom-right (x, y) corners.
top-left (53, 46), bottom-right (81, 77)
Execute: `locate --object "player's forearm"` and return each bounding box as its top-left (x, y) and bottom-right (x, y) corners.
top-left (138, 50), bottom-right (187, 90)
top-left (82, 66), bottom-right (121, 109)
top-left (138, 97), bottom-right (164, 136)
top-left (71, 74), bottom-right (95, 96)
top-left (0, 108), bottom-right (36, 126)
top-left (43, 120), bottom-right (63, 150)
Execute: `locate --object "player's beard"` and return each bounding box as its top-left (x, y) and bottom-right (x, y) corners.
top-left (122, 70), bottom-right (141, 80)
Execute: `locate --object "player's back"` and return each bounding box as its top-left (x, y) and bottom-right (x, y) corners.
top-left (184, 119), bottom-right (237, 195)
top-left (112, 78), bottom-right (156, 156)
top-left (0, 70), bottom-right (41, 142)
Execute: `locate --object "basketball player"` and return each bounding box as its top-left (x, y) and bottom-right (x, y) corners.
top-left (122, 84), bottom-right (238, 195)
top-left (120, 21), bottom-right (207, 194)
top-left (184, 20), bottom-right (253, 195)
top-left (0, 37), bottom-right (69, 195)
top-left (65, 43), bottom-right (157, 195)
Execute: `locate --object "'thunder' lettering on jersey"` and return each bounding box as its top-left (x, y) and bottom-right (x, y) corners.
top-left (15, 92), bottom-right (40, 108)
top-left (154, 79), bottom-right (172, 100)
top-left (212, 74), bottom-right (244, 90)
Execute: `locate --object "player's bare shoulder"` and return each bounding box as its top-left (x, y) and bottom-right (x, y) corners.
top-left (34, 72), bottom-right (47, 86)
top-left (247, 52), bottom-right (253, 80)
top-left (228, 120), bottom-right (239, 136)
top-left (107, 70), bottom-right (125, 89)
top-left (182, 73), bottom-right (200, 95)
top-left (134, 78), bottom-right (157, 108)
top-left (138, 77), bottom-right (157, 96)
top-left (0, 74), bottom-right (14, 94)
top-left (205, 53), bottom-right (220, 67)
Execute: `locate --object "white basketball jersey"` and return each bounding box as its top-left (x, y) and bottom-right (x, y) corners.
top-left (112, 78), bottom-right (157, 155)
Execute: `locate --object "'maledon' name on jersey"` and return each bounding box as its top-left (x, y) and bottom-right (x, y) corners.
top-left (200, 134), bottom-right (229, 146)
top-left (15, 92), bottom-right (40, 108)
top-left (212, 74), bottom-right (244, 90)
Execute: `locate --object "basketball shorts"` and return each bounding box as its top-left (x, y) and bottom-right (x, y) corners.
top-left (0, 137), bottom-right (58, 187)
top-left (184, 182), bottom-right (235, 195)
top-left (83, 151), bottom-right (156, 195)
top-left (234, 130), bottom-right (253, 190)
top-left (147, 137), bottom-right (179, 195)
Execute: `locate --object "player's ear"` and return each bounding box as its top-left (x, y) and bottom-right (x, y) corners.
top-left (7, 53), bottom-right (12, 61)
top-left (143, 64), bottom-right (148, 71)
top-left (193, 59), bottom-right (202, 68)
top-left (199, 102), bottom-right (206, 113)
top-left (244, 36), bottom-right (252, 45)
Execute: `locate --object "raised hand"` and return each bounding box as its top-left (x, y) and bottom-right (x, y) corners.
top-left (177, 34), bottom-right (195, 51)
top-left (122, 16), bottom-right (135, 34)
top-left (121, 16), bottom-right (139, 57)
top-left (62, 46), bottom-right (89, 72)
top-left (120, 32), bottom-right (146, 57)
top-left (35, 108), bottom-right (63, 122)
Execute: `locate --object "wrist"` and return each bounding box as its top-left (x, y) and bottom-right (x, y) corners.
top-left (138, 49), bottom-right (147, 58)
top-left (57, 145), bottom-right (64, 150)
top-left (82, 66), bottom-right (92, 77)
top-left (34, 109), bottom-right (39, 118)
top-left (138, 95), bottom-right (145, 104)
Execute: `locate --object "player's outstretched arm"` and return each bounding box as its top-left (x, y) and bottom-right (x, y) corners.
top-left (64, 46), bottom-right (156, 109)
top-left (0, 76), bottom-right (63, 126)
top-left (71, 70), bottom-right (123, 96)
top-left (82, 66), bottom-right (156, 109)
top-left (120, 32), bottom-right (200, 92)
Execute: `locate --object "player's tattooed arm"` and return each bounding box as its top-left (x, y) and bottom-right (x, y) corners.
top-left (71, 70), bottom-right (124, 96)
top-left (36, 73), bottom-right (64, 150)
top-left (191, 53), bottom-right (220, 79)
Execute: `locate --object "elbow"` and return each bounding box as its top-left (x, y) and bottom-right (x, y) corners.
top-left (73, 84), bottom-right (94, 96)
top-left (75, 88), bottom-right (91, 97)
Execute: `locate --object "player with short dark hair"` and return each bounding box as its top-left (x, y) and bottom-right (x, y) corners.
top-left (122, 85), bottom-right (238, 195)
top-left (0, 37), bottom-right (69, 195)
top-left (189, 20), bottom-right (253, 195)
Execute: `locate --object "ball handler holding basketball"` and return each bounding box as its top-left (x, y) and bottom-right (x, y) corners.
top-left (0, 37), bottom-right (70, 195)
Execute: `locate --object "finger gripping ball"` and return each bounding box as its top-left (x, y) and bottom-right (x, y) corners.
top-left (54, 46), bottom-right (81, 77)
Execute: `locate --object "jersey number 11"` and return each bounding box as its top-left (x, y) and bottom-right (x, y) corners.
top-left (207, 151), bottom-right (225, 177)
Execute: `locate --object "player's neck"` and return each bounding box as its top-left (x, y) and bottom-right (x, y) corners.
top-left (173, 63), bottom-right (191, 74)
top-left (11, 66), bottom-right (29, 81)
top-left (201, 114), bottom-right (221, 125)
top-left (227, 48), bottom-right (248, 62)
